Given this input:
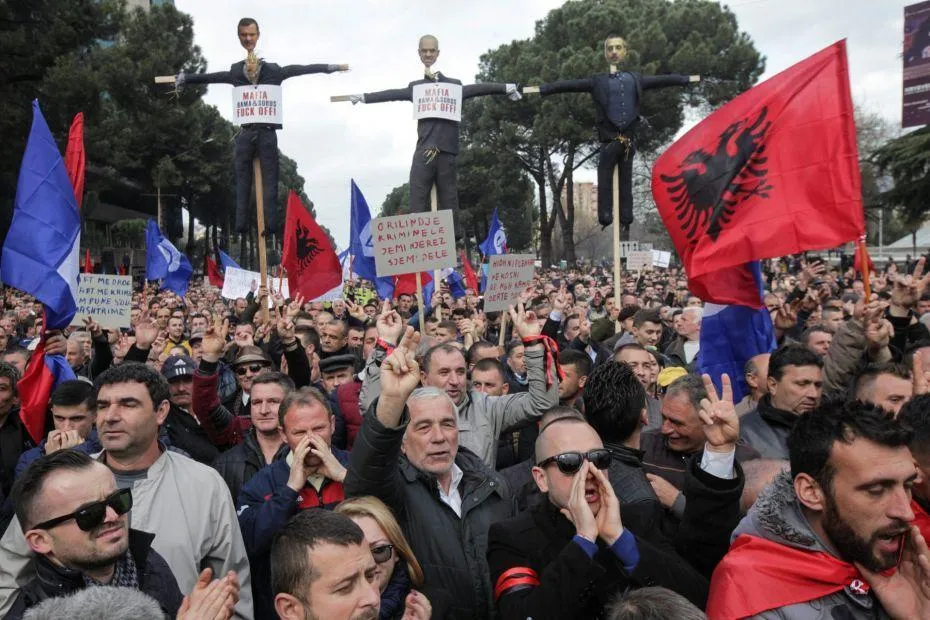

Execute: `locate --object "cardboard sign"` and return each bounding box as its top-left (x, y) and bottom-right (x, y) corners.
top-left (232, 84), bottom-right (283, 126)
top-left (372, 210), bottom-right (456, 277)
top-left (651, 250), bottom-right (672, 269)
top-left (483, 254), bottom-right (536, 313)
top-left (69, 275), bottom-right (132, 329)
top-left (412, 82), bottom-right (463, 122)
top-left (221, 266), bottom-right (289, 307)
top-left (619, 241), bottom-right (653, 258)
top-left (626, 250), bottom-right (652, 271)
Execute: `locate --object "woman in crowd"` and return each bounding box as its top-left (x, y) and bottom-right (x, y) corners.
top-left (336, 496), bottom-right (450, 620)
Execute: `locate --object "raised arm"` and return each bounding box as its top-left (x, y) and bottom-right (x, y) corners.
top-left (463, 82), bottom-right (520, 101)
top-left (486, 305), bottom-right (559, 434)
top-left (361, 86), bottom-right (413, 104)
top-left (344, 328), bottom-right (423, 516)
top-left (180, 70), bottom-right (236, 86)
top-left (535, 78), bottom-right (595, 96)
top-left (280, 63), bottom-right (348, 80)
top-left (640, 74), bottom-right (697, 90)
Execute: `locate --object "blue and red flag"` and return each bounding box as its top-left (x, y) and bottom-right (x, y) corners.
top-left (1, 101), bottom-right (81, 443)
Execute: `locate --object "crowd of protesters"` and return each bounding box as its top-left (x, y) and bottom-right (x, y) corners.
top-left (1, 251), bottom-right (930, 619)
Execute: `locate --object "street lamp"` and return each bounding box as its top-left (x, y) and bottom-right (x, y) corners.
top-left (157, 138), bottom-right (215, 230)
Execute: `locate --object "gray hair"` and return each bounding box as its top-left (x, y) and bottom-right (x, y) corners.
top-left (607, 587), bottom-right (706, 620)
top-left (682, 307), bottom-right (703, 324)
top-left (664, 374), bottom-right (707, 412)
top-left (408, 387), bottom-right (456, 411)
top-left (23, 587), bottom-right (164, 620)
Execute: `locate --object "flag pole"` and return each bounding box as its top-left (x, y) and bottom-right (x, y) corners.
top-left (499, 312), bottom-right (508, 349)
top-left (859, 237), bottom-right (872, 300)
top-left (415, 272), bottom-right (426, 335)
top-left (431, 184), bottom-right (441, 322)
top-left (253, 158), bottom-right (270, 323)
top-left (612, 165), bottom-right (622, 333)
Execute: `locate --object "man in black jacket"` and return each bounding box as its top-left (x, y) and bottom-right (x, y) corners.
top-left (531, 35), bottom-right (698, 231)
top-left (6, 451), bottom-right (188, 619)
top-left (212, 371), bottom-right (293, 501)
top-left (161, 354), bottom-right (218, 465)
top-left (487, 416), bottom-right (709, 619)
top-left (343, 34), bottom-right (519, 217)
top-left (345, 327), bottom-right (514, 620)
top-left (175, 17), bottom-right (348, 233)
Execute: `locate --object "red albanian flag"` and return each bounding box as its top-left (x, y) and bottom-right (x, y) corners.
top-left (282, 191), bottom-right (342, 300)
top-left (653, 41), bottom-right (863, 295)
top-left (65, 113), bottom-right (85, 208)
top-left (461, 250), bottom-right (479, 293)
top-left (205, 255), bottom-right (224, 288)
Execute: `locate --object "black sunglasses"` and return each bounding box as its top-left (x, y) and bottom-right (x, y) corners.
top-left (371, 543), bottom-right (394, 564)
top-left (235, 364), bottom-right (267, 376)
top-left (537, 449), bottom-right (612, 475)
top-left (33, 488), bottom-right (133, 532)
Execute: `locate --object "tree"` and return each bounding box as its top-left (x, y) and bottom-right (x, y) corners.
top-left (467, 0), bottom-right (764, 266)
top-left (874, 126), bottom-right (930, 253)
top-left (0, 0), bottom-right (123, 239)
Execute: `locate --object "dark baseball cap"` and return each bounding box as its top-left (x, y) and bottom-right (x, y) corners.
top-left (162, 355), bottom-right (196, 381)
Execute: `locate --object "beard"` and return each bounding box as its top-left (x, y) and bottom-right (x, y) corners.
top-left (822, 493), bottom-right (908, 573)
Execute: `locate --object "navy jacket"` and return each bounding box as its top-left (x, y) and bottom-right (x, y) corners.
top-left (237, 448), bottom-right (350, 620)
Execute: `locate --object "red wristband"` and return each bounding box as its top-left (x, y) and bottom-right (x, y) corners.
top-left (376, 338), bottom-right (395, 355)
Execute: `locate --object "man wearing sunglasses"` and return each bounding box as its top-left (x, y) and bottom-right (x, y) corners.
top-left (0, 363), bottom-right (254, 619)
top-left (5, 451), bottom-right (186, 618)
top-left (488, 414), bottom-right (708, 619)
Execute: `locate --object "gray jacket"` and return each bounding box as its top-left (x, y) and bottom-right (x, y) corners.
top-left (359, 346), bottom-right (558, 469)
top-left (727, 471), bottom-right (891, 619)
top-left (739, 396), bottom-right (796, 460)
top-left (0, 450), bottom-right (253, 619)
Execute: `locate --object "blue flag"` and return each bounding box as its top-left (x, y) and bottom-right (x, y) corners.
top-left (479, 208), bottom-right (507, 257)
top-left (218, 248), bottom-right (240, 271)
top-left (447, 270), bottom-right (467, 299)
top-left (349, 179), bottom-right (394, 299)
top-left (145, 219), bottom-right (192, 297)
top-left (1, 101), bottom-right (81, 330)
top-left (696, 262), bottom-right (776, 403)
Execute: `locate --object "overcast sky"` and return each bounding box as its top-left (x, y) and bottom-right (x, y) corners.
top-left (176, 0), bottom-right (911, 249)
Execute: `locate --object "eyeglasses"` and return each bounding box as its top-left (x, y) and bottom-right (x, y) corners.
top-left (33, 488), bottom-right (133, 532)
top-left (536, 449), bottom-right (612, 475)
top-left (370, 544), bottom-right (394, 564)
top-left (235, 364), bottom-right (266, 376)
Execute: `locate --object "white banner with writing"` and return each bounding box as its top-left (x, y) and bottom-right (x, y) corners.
top-left (483, 255), bottom-right (536, 313)
top-left (412, 82), bottom-right (463, 122)
top-left (232, 84), bottom-right (283, 126)
top-left (372, 210), bottom-right (457, 277)
top-left (69, 275), bottom-right (133, 329)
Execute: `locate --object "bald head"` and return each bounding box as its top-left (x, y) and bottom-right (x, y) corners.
top-left (418, 34), bottom-right (439, 68)
top-left (534, 417), bottom-right (601, 464)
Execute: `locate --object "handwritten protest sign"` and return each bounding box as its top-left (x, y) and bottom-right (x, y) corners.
top-left (372, 210), bottom-right (456, 277)
top-left (651, 250), bottom-right (672, 269)
top-left (484, 254), bottom-right (536, 313)
top-left (221, 267), bottom-right (289, 306)
top-left (412, 82), bottom-right (463, 122)
top-left (626, 250), bottom-right (652, 271)
top-left (232, 84), bottom-right (283, 126)
top-left (69, 275), bottom-right (132, 329)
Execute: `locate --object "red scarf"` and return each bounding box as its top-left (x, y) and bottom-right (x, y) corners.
top-left (521, 335), bottom-right (564, 389)
top-left (707, 535), bottom-right (868, 620)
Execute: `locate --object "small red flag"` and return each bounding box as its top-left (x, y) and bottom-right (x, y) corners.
top-left (653, 41), bottom-right (863, 299)
top-left (64, 113), bottom-right (85, 209)
top-left (393, 271), bottom-right (433, 297)
top-left (461, 251), bottom-right (479, 293)
top-left (282, 191), bottom-right (342, 300)
top-left (205, 255), bottom-right (224, 288)
top-left (83, 248), bottom-right (92, 274)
